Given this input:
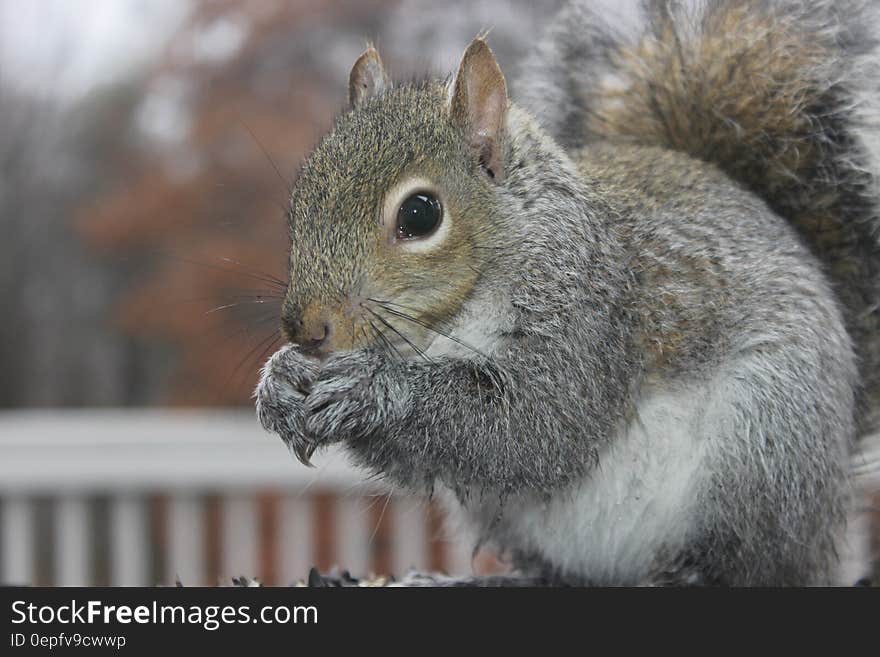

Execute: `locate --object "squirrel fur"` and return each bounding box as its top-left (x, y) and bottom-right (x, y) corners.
top-left (255, 0), bottom-right (880, 585)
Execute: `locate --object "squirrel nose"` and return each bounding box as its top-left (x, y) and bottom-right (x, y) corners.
top-left (301, 322), bottom-right (331, 354)
top-left (283, 315), bottom-right (331, 355)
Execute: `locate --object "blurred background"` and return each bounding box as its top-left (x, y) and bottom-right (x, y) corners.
top-left (0, 0), bottom-right (877, 587)
top-left (0, 0), bottom-right (567, 586)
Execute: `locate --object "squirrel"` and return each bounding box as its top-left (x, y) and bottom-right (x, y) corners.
top-left (255, 0), bottom-right (880, 585)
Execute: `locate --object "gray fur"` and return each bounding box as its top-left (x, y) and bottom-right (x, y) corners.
top-left (254, 345), bottom-right (318, 464)
top-left (514, 0), bottom-right (637, 150)
top-left (255, 0), bottom-right (879, 585)
top-left (520, 0), bottom-right (880, 432)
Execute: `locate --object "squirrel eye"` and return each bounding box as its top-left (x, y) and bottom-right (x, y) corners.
top-left (396, 192), bottom-right (442, 239)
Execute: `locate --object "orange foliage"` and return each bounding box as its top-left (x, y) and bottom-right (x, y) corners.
top-left (78, 0), bottom-right (396, 404)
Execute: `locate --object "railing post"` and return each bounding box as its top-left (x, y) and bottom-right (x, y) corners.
top-left (279, 495), bottom-right (313, 585)
top-left (55, 496), bottom-right (91, 586)
top-left (392, 498), bottom-right (429, 577)
top-left (167, 494), bottom-right (205, 586)
top-left (335, 496), bottom-right (370, 578)
top-left (111, 495), bottom-right (148, 586)
top-left (1, 496), bottom-right (34, 586)
top-left (222, 494), bottom-right (258, 582)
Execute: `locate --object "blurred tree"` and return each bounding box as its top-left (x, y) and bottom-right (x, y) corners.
top-left (0, 72), bottom-right (176, 406)
top-left (78, 0), bottom-right (394, 404)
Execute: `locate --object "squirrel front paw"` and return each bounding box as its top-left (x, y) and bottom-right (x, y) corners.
top-left (255, 344), bottom-right (320, 464)
top-left (305, 349), bottom-right (394, 447)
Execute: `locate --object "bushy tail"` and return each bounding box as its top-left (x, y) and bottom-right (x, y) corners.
top-left (518, 0), bottom-right (880, 428)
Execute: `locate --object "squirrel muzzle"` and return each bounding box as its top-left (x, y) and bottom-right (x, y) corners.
top-left (282, 301), bottom-right (355, 359)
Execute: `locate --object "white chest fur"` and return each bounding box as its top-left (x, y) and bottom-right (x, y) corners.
top-left (424, 290), bottom-right (512, 359)
top-left (454, 385), bottom-right (711, 584)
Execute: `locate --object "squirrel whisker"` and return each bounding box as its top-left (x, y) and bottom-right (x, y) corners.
top-left (150, 250), bottom-right (289, 291)
top-left (362, 305), bottom-right (432, 363)
top-left (204, 298), bottom-right (281, 315)
top-left (217, 255), bottom-right (289, 288)
top-left (366, 319), bottom-right (404, 362)
top-left (367, 299), bottom-right (487, 359)
top-left (230, 328), bottom-right (284, 388)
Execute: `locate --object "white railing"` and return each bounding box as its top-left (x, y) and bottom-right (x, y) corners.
top-left (0, 410), bottom-right (473, 586)
top-left (3, 411), bottom-right (875, 586)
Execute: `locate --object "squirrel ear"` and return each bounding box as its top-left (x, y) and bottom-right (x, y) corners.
top-left (349, 46), bottom-right (390, 108)
top-left (449, 37), bottom-right (508, 181)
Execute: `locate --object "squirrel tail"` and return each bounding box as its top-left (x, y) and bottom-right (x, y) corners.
top-left (518, 0), bottom-right (880, 429)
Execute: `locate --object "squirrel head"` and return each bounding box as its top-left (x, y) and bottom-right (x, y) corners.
top-left (282, 38), bottom-right (510, 358)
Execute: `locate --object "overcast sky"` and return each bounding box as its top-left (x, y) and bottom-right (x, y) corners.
top-left (0, 0), bottom-right (190, 101)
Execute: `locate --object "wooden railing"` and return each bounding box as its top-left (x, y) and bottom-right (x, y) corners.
top-left (2, 410), bottom-right (875, 586)
top-left (0, 410), bottom-right (474, 586)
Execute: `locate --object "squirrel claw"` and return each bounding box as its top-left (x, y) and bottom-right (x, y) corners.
top-left (254, 344), bottom-right (319, 462)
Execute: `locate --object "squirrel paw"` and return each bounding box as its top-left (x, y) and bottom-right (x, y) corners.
top-left (255, 344), bottom-right (320, 465)
top-left (305, 349), bottom-right (389, 446)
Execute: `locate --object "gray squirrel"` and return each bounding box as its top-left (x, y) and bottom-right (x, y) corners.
top-left (255, 0), bottom-right (880, 585)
